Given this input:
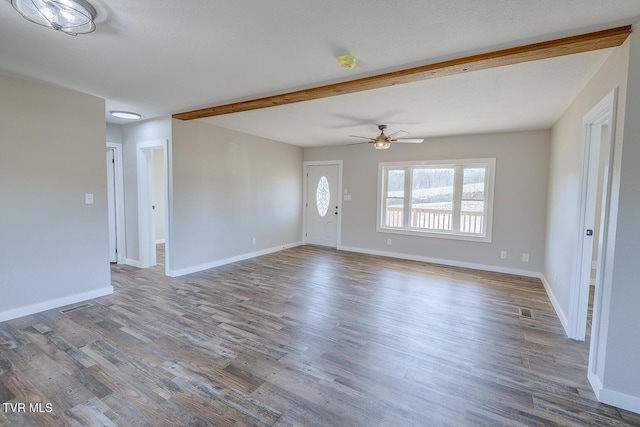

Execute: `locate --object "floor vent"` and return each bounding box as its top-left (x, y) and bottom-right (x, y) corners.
top-left (519, 307), bottom-right (533, 318)
top-left (60, 303), bottom-right (93, 314)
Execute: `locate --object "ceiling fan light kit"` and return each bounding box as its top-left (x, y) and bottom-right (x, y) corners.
top-left (373, 140), bottom-right (391, 149)
top-left (351, 124), bottom-right (423, 149)
top-left (11, 0), bottom-right (97, 35)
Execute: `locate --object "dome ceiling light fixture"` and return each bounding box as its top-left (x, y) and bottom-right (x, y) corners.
top-left (337, 55), bottom-right (356, 69)
top-left (11, 0), bottom-right (97, 36)
top-left (109, 111), bottom-right (142, 120)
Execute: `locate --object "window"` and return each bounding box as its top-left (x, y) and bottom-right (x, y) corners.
top-left (378, 159), bottom-right (495, 242)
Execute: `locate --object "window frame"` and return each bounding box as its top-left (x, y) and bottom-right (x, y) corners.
top-left (377, 158), bottom-right (496, 243)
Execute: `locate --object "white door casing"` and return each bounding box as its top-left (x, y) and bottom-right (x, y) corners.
top-left (584, 90), bottom-right (617, 402)
top-left (569, 89), bottom-right (616, 343)
top-left (136, 139), bottom-right (167, 269)
top-left (107, 149), bottom-right (117, 263)
top-left (106, 142), bottom-right (125, 264)
top-left (304, 162), bottom-right (342, 247)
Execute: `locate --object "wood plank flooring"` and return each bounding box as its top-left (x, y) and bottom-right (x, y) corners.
top-left (1, 245), bottom-right (639, 426)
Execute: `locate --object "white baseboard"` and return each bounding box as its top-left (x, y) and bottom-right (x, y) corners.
top-left (155, 239), bottom-right (166, 245)
top-left (338, 245), bottom-right (541, 278)
top-left (167, 241), bottom-right (302, 277)
top-left (589, 371), bottom-right (640, 414)
top-left (540, 274), bottom-right (570, 337)
top-left (589, 371), bottom-right (604, 400)
top-left (0, 286), bottom-right (114, 323)
top-left (125, 258), bottom-right (143, 268)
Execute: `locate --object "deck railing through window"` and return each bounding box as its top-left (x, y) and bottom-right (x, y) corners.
top-left (385, 207), bottom-right (484, 234)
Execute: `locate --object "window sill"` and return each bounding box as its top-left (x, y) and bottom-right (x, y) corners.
top-left (377, 226), bottom-right (492, 243)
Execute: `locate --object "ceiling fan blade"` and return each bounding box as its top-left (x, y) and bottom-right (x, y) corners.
top-left (349, 135), bottom-right (376, 141)
top-left (387, 130), bottom-right (409, 139)
top-left (346, 141), bottom-right (369, 146)
top-left (392, 138), bottom-right (424, 143)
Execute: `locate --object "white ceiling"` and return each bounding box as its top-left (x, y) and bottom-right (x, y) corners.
top-left (1, 0), bottom-right (639, 147)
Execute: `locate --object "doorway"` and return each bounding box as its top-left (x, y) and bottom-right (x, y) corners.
top-left (136, 139), bottom-right (168, 269)
top-left (569, 89), bottom-right (616, 342)
top-left (304, 161), bottom-right (342, 247)
top-left (152, 149), bottom-right (166, 267)
top-left (106, 142), bottom-right (125, 264)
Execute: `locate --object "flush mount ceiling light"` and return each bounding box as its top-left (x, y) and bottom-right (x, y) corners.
top-left (110, 111), bottom-right (141, 120)
top-left (337, 55), bottom-right (356, 69)
top-left (11, 0), bottom-right (97, 36)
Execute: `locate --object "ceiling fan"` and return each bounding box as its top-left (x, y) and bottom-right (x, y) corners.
top-left (350, 125), bottom-right (424, 149)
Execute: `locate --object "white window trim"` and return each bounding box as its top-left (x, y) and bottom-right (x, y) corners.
top-left (377, 158), bottom-right (496, 243)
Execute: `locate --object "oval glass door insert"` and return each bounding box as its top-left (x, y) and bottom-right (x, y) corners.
top-left (316, 176), bottom-right (330, 217)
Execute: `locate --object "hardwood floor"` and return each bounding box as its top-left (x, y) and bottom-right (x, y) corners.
top-left (1, 245), bottom-right (639, 426)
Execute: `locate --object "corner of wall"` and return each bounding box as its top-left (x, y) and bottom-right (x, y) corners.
top-left (540, 274), bottom-right (571, 337)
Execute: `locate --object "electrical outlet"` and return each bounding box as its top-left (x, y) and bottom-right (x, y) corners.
top-left (500, 251), bottom-right (507, 259)
top-left (522, 253), bottom-right (530, 262)
top-left (252, 237), bottom-right (256, 245)
top-left (387, 238), bottom-right (392, 246)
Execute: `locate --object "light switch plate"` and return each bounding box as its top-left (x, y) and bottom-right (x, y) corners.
top-left (84, 193), bottom-right (94, 205)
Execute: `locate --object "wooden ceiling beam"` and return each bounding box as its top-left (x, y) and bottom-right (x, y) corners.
top-left (173, 25), bottom-right (632, 121)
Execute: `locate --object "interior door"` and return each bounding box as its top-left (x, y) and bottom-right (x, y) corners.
top-left (106, 149), bottom-right (117, 263)
top-left (306, 164), bottom-right (339, 247)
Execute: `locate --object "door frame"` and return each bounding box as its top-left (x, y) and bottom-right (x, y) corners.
top-left (568, 89), bottom-right (617, 341)
top-left (302, 160), bottom-right (343, 248)
top-left (136, 139), bottom-right (168, 269)
top-left (106, 142), bottom-right (126, 264)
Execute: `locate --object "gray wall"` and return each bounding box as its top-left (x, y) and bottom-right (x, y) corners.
top-left (106, 122), bottom-right (123, 144)
top-left (304, 130), bottom-right (550, 275)
top-left (544, 29), bottom-right (640, 411)
top-left (544, 40), bottom-right (630, 327)
top-left (598, 28), bottom-right (640, 407)
top-left (170, 119), bottom-right (303, 274)
top-left (0, 75), bottom-right (111, 318)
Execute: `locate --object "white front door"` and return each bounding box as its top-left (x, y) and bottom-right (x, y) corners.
top-left (306, 164), bottom-right (339, 247)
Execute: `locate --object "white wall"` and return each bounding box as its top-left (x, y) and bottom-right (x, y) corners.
top-left (304, 130), bottom-right (549, 275)
top-left (543, 40), bottom-right (629, 328)
top-left (0, 75), bottom-right (112, 321)
top-left (170, 119), bottom-right (303, 275)
top-left (121, 117), bottom-right (171, 262)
